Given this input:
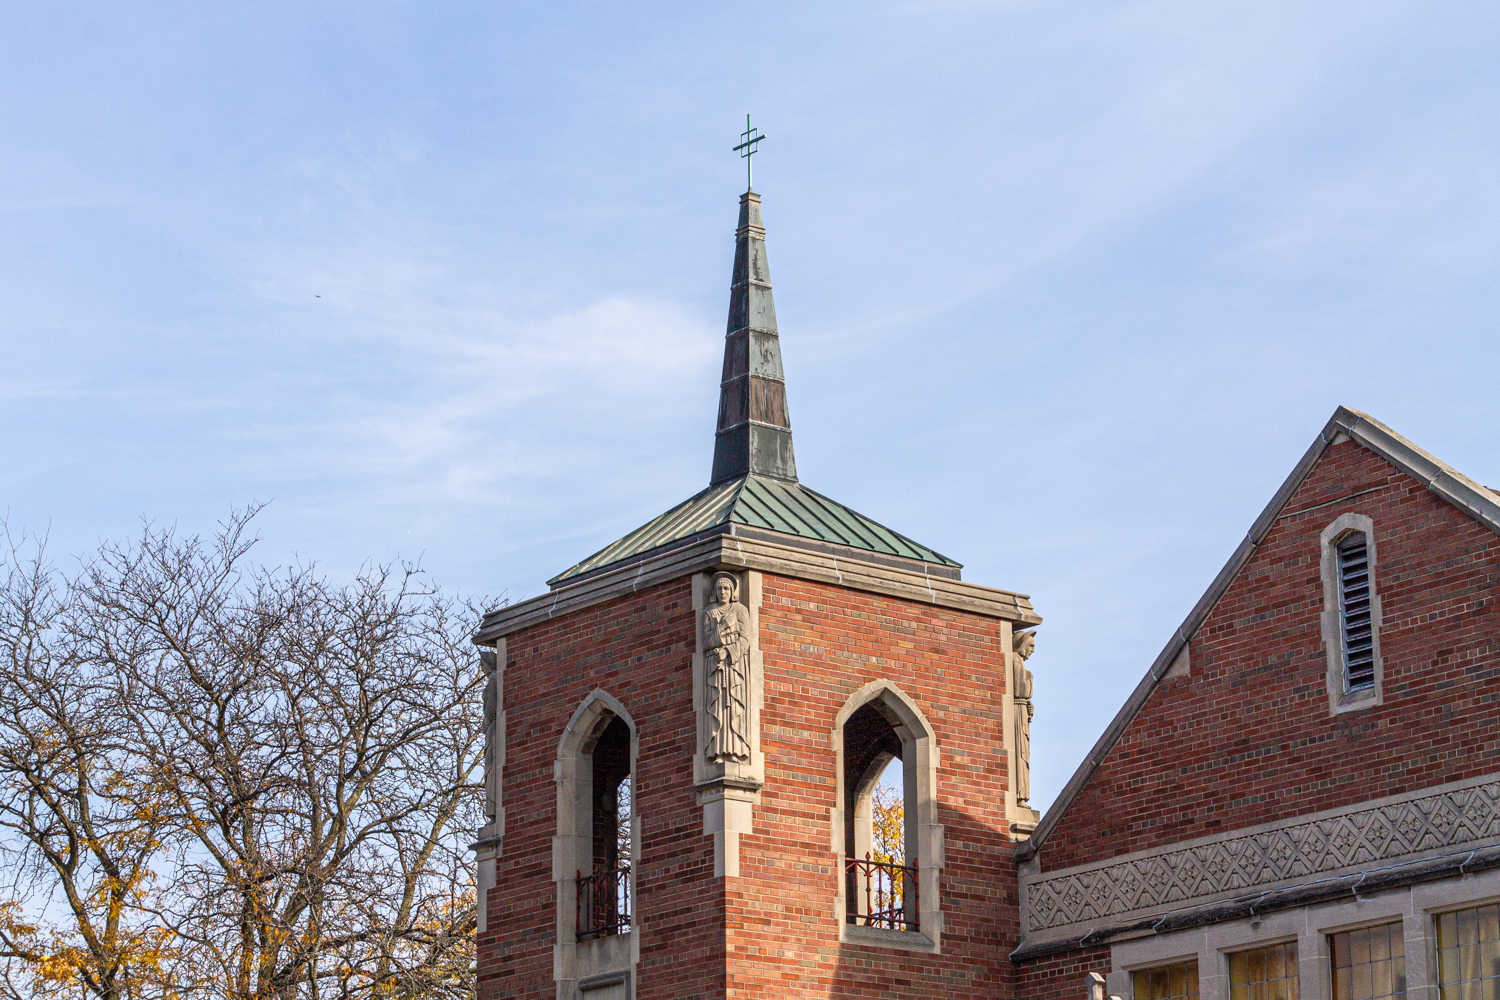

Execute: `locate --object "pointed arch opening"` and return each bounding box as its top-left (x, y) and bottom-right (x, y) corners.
top-left (831, 680), bottom-right (943, 952)
top-left (843, 702), bottom-right (910, 925)
top-left (555, 691), bottom-right (637, 997)
top-left (581, 715), bottom-right (631, 939)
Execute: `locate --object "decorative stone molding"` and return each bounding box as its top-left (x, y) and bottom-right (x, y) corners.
top-left (577, 969), bottom-right (630, 998)
top-left (693, 570), bottom-right (764, 878)
top-left (475, 531), bottom-right (1040, 644)
top-left (1023, 772), bottom-right (1500, 941)
top-left (1102, 858), bottom-right (1500, 999)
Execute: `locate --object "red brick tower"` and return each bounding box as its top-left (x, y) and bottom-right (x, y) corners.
top-left (472, 183), bottom-right (1041, 1000)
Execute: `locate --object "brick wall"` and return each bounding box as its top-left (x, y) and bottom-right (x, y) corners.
top-left (476, 578), bottom-right (727, 1000)
top-left (724, 573), bottom-right (1021, 998)
top-left (1039, 437), bottom-right (1500, 873)
top-left (1016, 944), bottom-right (1112, 1000)
top-left (478, 567), bottom-right (1032, 999)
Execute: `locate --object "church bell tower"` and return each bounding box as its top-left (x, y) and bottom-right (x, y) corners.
top-left (472, 157), bottom-right (1042, 1000)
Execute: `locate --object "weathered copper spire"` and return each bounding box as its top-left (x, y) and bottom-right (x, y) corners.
top-left (710, 189), bottom-right (797, 485)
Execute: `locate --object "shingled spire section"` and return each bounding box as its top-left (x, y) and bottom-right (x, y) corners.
top-left (710, 190), bottom-right (797, 485)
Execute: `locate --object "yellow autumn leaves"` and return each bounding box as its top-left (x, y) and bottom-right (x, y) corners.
top-left (0, 510), bottom-right (485, 1000)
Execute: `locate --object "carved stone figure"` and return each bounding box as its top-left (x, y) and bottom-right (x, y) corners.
top-left (480, 648), bottom-right (498, 822)
top-left (703, 572), bottom-right (752, 762)
top-left (1013, 630), bottom-right (1036, 806)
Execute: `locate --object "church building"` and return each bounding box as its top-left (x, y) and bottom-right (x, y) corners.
top-left (471, 180), bottom-right (1042, 998)
top-left (472, 175), bottom-right (1500, 1000)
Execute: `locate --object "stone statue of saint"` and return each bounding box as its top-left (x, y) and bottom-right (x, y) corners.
top-left (703, 572), bottom-right (752, 762)
top-left (1013, 630), bottom-right (1036, 806)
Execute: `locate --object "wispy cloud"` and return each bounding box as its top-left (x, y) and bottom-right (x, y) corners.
top-left (234, 255), bottom-right (719, 506)
top-left (3, 0), bottom-right (1498, 815)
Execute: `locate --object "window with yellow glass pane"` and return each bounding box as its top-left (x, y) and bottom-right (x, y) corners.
top-left (1331, 921), bottom-right (1405, 999)
top-left (1132, 960), bottom-right (1199, 999)
top-left (1437, 901), bottom-right (1500, 1000)
top-left (1228, 941), bottom-right (1300, 1000)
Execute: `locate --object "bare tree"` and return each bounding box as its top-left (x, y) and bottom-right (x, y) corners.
top-left (0, 510), bottom-right (488, 1000)
top-left (0, 528), bottom-right (175, 1000)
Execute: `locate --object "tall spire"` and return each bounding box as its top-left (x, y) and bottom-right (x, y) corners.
top-left (710, 189), bottom-right (797, 485)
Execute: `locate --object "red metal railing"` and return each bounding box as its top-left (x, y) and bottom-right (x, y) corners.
top-left (845, 853), bottom-right (918, 932)
top-left (577, 865), bottom-right (632, 940)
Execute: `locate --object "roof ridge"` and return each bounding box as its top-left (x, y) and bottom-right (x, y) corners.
top-left (725, 473), bottom-right (754, 510)
top-left (545, 480), bottom-right (732, 586)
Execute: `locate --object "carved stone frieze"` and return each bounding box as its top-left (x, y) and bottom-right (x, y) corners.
top-left (1024, 772), bottom-right (1500, 937)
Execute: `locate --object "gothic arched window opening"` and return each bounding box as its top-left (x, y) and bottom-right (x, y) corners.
top-left (553, 691), bottom-right (637, 992)
top-left (578, 714), bottom-right (632, 940)
top-left (842, 702), bottom-right (916, 932)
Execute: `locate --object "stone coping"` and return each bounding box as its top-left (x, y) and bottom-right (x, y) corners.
top-left (475, 530), bottom-right (1040, 643)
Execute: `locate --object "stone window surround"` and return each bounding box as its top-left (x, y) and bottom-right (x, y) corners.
top-left (828, 679), bottom-right (945, 954)
top-left (1320, 512), bottom-right (1384, 716)
top-left (1103, 866), bottom-right (1500, 999)
top-left (554, 690), bottom-right (638, 1000)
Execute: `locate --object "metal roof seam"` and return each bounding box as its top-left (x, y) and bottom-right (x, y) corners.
top-left (801, 486), bottom-right (903, 555)
top-left (730, 482), bottom-right (780, 531)
top-left (755, 479), bottom-right (842, 544)
top-left (769, 480), bottom-right (851, 546)
top-left (550, 474), bottom-right (960, 583)
top-left (795, 483), bottom-right (958, 566)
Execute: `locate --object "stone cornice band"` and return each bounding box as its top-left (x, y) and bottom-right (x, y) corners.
top-left (1018, 771), bottom-right (1500, 956)
top-left (476, 531), bottom-right (1039, 644)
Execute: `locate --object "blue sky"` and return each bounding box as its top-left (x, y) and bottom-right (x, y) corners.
top-left (3, 2), bottom-right (1498, 814)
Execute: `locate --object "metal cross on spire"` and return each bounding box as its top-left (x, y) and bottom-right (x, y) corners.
top-left (732, 114), bottom-right (766, 191)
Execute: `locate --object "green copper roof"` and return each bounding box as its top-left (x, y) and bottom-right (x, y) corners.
top-left (548, 475), bottom-right (960, 586)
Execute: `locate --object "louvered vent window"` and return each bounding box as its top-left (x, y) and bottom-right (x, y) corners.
top-left (1337, 532), bottom-right (1375, 691)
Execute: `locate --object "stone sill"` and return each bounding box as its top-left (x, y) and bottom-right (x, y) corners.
top-left (840, 922), bottom-right (939, 954)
